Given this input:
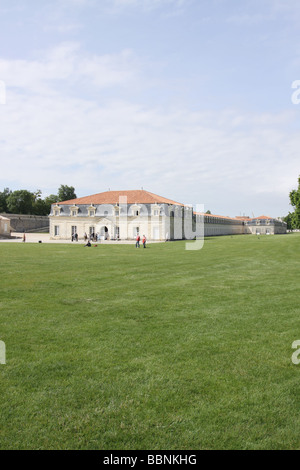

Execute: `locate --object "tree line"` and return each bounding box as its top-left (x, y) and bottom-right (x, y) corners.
top-left (284, 176), bottom-right (300, 230)
top-left (0, 185), bottom-right (76, 216)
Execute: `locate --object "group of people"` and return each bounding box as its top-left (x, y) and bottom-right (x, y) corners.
top-left (83, 232), bottom-right (110, 242)
top-left (72, 232), bottom-right (147, 247)
top-left (71, 232), bottom-right (79, 242)
top-left (135, 234), bottom-right (147, 248)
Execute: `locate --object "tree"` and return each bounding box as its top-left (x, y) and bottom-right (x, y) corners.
top-left (32, 190), bottom-right (49, 216)
top-left (43, 194), bottom-right (59, 214)
top-left (7, 190), bottom-right (35, 214)
top-left (0, 188), bottom-right (12, 212)
top-left (289, 176), bottom-right (300, 229)
top-left (205, 210), bottom-right (211, 214)
top-left (284, 212), bottom-right (296, 230)
top-left (58, 185), bottom-right (77, 202)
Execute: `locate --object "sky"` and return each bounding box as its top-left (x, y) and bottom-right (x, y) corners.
top-left (0, 0), bottom-right (300, 217)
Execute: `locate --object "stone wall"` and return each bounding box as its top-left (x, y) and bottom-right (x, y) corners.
top-left (0, 213), bottom-right (49, 233)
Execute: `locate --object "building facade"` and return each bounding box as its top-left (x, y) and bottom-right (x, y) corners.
top-left (0, 215), bottom-right (11, 237)
top-left (49, 190), bottom-right (286, 241)
top-left (243, 215), bottom-right (287, 235)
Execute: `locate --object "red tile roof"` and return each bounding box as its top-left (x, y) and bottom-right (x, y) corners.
top-left (57, 190), bottom-right (184, 206)
top-left (194, 212), bottom-right (239, 222)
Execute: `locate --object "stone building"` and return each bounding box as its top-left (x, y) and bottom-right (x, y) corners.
top-left (0, 215), bottom-right (11, 237)
top-left (243, 215), bottom-right (287, 235)
top-left (49, 190), bottom-right (286, 241)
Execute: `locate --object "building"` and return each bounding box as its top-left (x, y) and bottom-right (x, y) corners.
top-left (49, 190), bottom-right (287, 241)
top-left (244, 215), bottom-right (287, 235)
top-left (0, 215), bottom-right (11, 237)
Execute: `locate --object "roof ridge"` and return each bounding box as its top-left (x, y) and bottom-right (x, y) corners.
top-left (57, 189), bottom-right (184, 206)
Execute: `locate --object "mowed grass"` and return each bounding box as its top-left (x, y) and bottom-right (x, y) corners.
top-left (0, 234), bottom-right (299, 450)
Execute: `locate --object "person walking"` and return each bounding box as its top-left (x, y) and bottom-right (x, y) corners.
top-left (136, 234), bottom-right (140, 248)
top-left (22, 233), bottom-right (26, 243)
top-left (142, 234), bottom-right (146, 248)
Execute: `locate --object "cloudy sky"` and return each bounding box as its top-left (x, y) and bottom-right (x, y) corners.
top-left (0, 0), bottom-right (300, 217)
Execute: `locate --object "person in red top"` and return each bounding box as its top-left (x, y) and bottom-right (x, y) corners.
top-left (142, 235), bottom-right (146, 248)
top-left (135, 234), bottom-right (140, 248)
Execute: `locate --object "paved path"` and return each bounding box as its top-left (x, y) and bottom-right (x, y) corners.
top-left (0, 233), bottom-right (161, 244)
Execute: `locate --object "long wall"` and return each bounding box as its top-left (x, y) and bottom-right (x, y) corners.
top-left (0, 213), bottom-right (49, 233)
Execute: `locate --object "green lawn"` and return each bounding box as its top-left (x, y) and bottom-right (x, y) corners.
top-left (0, 234), bottom-right (299, 450)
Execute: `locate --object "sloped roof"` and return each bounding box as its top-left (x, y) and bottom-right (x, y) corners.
top-left (194, 212), bottom-right (239, 222)
top-left (57, 190), bottom-right (184, 206)
top-left (251, 215), bottom-right (273, 220)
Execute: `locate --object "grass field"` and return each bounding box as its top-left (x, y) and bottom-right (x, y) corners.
top-left (0, 234), bottom-right (299, 450)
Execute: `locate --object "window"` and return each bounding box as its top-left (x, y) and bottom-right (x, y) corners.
top-left (134, 210), bottom-right (139, 216)
top-left (71, 226), bottom-right (77, 235)
top-left (154, 210), bottom-right (159, 216)
top-left (54, 226), bottom-right (59, 236)
top-left (53, 204), bottom-right (61, 216)
top-left (70, 206), bottom-right (78, 217)
top-left (134, 227), bottom-right (139, 237)
top-left (88, 205), bottom-right (96, 217)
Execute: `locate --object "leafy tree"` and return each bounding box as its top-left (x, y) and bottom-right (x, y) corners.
top-left (288, 176), bottom-right (300, 229)
top-left (284, 212), bottom-right (296, 230)
top-left (0, 187), bottom-right (12, 212)
top-left (32, 190), bottom-right (49, 216)
top-left (2, 185), bottom-right (77, 215)
top-left (58, 185), bottom-right (77, 202)
top-left (43, 194), bottom-right (59, 214)
top-left (7, 190), bottom-right (35, 214)
top-left (205, 210), bottom-right (211, 214)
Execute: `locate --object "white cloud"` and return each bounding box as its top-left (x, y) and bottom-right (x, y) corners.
top-left (105, 0), bottom-right (191, 14)
top-left (0, 93), bottom-right (298, 215)
top-left (0, 43), bottom-right (139, 95)
top-left (0, 43), bottom-right (298, 216)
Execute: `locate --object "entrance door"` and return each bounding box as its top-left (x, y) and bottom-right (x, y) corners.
top-left (101, 226), bottom-right (109, 239)
top-left (153, 227), bottom-right (159, 240)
